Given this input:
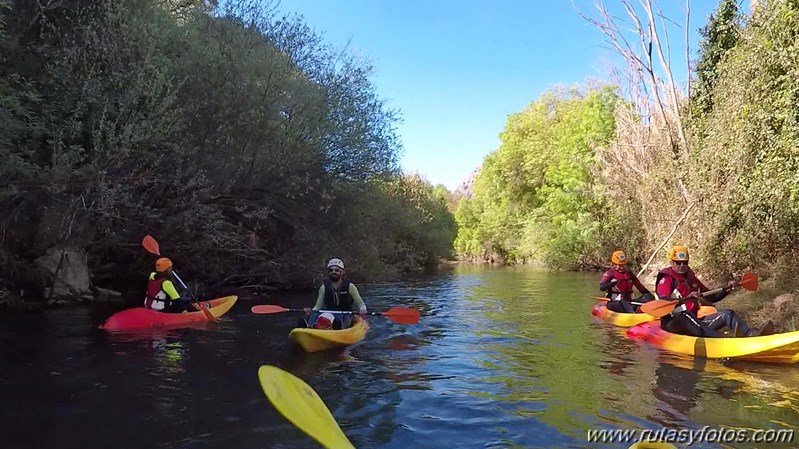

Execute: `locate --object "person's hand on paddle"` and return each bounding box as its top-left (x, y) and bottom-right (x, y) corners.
top-left (725, 279), bottom-right (739, 291)
top-left (685, 291), bottom-right (702, 300)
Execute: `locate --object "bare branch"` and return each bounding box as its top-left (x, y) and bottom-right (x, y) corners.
top-left (642, 0), bottom-right (687, 152)
top-left (683, 0), bottom-right (691, 98)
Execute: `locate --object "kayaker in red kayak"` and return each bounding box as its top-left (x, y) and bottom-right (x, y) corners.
top-left (297, 258), bottom-right (368, 330)
top-left (656, 245), bottom-right (773, 337)
top-left (144, 258), bottom-right (196, 313)
top-left (599, 250), bottom-right (654, 313)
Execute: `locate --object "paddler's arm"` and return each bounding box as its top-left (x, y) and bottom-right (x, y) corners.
top-left (598, 272), bottom-right (617, 292)
top-left (163, 280), bottom-right (182, 301)
top-left (655, 276), bottom-right (675, 299)
top-left (311, 285), bottom-right (325, 311)
top-left (693, 273), bottom-right (729, 304)
top-left (701, 286), bottom-right (730, 304)
top-left (348, 283), bottom-right (367, 314)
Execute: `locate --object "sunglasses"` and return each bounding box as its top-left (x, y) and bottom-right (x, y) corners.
top-left (329, 268), bottom-right (343, 273)
top-left (673, 260), bottom-right (689, 265)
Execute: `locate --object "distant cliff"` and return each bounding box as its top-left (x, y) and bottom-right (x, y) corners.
top-left (453, 166), bottom-right (481, 200)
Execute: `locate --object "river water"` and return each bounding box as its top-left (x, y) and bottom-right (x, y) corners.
top-left (1, 265), bottom-right (797, 449)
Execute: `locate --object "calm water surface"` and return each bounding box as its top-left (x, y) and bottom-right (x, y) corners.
top-left (2, 265), bottom-right (798, 449)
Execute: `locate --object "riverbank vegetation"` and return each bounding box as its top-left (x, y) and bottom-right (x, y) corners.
top-left (0, 0), bottom-right (456, 305)
top-left (454, 0), bottom-right (799, 329)
top-left (4, 0), bottom-right (798, 330)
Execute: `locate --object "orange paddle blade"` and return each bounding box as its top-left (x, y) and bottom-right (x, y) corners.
top-left (382, 307), bottom-right (421, 325)
top-left (739, 272), bottom-right (758, 291)
top-left (251, 305), bottom-right (291, 314)
top-left (640, 299), bottom-right (679, 318)
top-left (697, 306), bottom-right (717, 318)
top-left (250, 304), bottom-right (291, 315)
top-left (142, 235), bottom-right (161, 256)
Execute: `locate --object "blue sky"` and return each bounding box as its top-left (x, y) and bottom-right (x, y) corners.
top-left (273, 0), bottom-right (744, 191)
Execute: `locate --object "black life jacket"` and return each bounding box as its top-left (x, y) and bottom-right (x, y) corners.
top-left (323, 279), bottom-right (353, 311)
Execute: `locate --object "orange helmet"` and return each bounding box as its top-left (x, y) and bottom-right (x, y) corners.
top-left (155, 257), bottom-right (173, 272)
top-left (313, 312), bottom-right (335, 330)
top-left (611, 250), bottom-right (628, 265)
top-left (668, 245), bottom-right (689, 261)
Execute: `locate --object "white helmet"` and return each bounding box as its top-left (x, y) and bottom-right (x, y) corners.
top-left (327, 258), bottom-right (344, 270)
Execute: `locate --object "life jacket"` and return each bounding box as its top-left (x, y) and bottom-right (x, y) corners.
top-left (605, 269), bottom-right (637, 301)
top-left (323, 279), bottom-right (353, 311)
top-left (145, 272), bottom-right (170, 310)
top-left (656, 267), bottom-right (701, 316)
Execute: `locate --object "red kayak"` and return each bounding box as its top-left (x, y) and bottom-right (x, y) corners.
top-left (99, 295), bottom-right (237, 331)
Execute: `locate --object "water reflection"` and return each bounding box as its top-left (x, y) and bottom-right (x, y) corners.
top-left (2, 266), bottom-right (799, 449)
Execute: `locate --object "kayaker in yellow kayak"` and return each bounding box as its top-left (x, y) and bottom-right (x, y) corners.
top-left (655, 245), bottom-right (773, 337)
top-left (599, 250), bottom-right (654, 313)
top-left (297, 258), bottom-right (367, 330)
top-left (144, 258), bottom-right (196, 313)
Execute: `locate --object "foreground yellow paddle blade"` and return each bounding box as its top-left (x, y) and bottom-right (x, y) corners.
top-left (258, 365), bottom-right (356, 449)
top-left (628, 443), bottom-right (677, 449)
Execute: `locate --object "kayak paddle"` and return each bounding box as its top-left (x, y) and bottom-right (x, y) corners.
top-left (640, 272), bottom-right (758, 318)
top-left (251, 305), bottom-right (421, 325)
top-left (258, 365), bottom-right (356, 449)
top-left (141, 235), bottom-right (216, 322)
top-left (591, 296), bottom-right (646, 306)
top-left (591, 296), bottom-right (718, 317)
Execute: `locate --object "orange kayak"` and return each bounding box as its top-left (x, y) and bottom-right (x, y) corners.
top-left (99, 295), bottom-right (237, 331)
top-left (626, 320), bottom-right (799, 364)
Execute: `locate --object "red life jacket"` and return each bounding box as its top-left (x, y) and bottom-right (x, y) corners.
top-left (656, 267), bottom-right (701, 314)
top-left (145, 273), bottom-right (168, 309)
top-left (605, 269), bottom-right (636, 300)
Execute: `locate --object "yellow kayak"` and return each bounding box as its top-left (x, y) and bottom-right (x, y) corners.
top-left (627, 321), bottom-right (799, 363)
top-left (591, 303), bottom-right (717, 327)
top-left (289, 315), bottom-right (369, 352)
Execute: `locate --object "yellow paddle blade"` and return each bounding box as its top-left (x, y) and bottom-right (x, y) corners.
top-left (258, 365), bottom-right (356, 449)
top-left (628, 442), bottom-right (678, 449)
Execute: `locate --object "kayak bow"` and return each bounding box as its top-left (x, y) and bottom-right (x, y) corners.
top-left (591, 303), bottom-right (717, 327)
top-left (627, 321), bottom-right (799, 363)
top-left (289, 315), bottom-right (369, 352)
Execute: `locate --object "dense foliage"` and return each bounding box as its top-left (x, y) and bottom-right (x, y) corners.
top-left (690, 0), bottom-right (799, 277)
top-left (0, 0), bottom-right (456, 297)
top-left (456, 0), bottom-right (799, 284)
top-left (454, 86), bottom-right (621, 269)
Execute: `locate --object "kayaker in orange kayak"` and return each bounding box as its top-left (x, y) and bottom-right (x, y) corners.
top-left (297, 258), bottom-right (367, 330)
top-left (599, 250), bottom-right (653, 313)
top-left (144, 258), bottom-right (196, 313)
top-left (656, 245), bottom-right (773, 337)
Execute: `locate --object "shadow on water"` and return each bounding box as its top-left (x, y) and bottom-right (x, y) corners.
top-left (1, 265), bottom-right (799, 449)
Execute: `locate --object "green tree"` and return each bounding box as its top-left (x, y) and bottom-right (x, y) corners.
top-left (692, 0), bottom-right (799, 277)
top-left (455, 84), bottom-right (620, 269)
top-left (692, 0), bottom-right (742, 116)
top-left (0, 0), bottom-right (457, 298)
